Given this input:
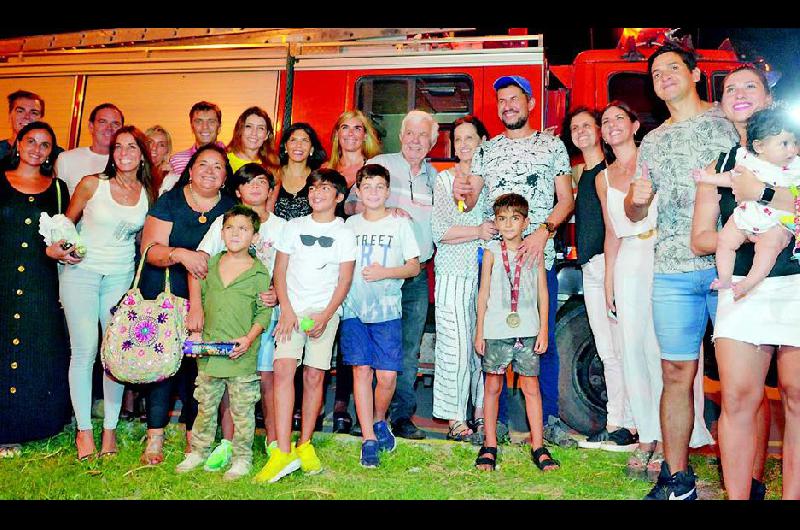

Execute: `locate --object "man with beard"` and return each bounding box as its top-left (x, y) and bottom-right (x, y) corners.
top-left (456, 75), bottom-right (576, 446)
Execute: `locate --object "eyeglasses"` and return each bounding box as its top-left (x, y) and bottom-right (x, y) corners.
top-left (300, 235), bottom-right (334, 248)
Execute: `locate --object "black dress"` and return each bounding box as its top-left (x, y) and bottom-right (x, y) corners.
top-left (0, 174), bottom-right (71, 444)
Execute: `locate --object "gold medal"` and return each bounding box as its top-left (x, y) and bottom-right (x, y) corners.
top-left (198, 214), bottom-right (207, 224)
top-left (506, 312), bottom-right (521, 328)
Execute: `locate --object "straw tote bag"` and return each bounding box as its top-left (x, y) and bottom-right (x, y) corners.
top-left (101, 244), bottom-right (190, 383)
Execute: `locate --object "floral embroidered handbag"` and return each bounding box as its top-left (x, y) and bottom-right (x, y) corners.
top-left (101, 244), bottom-right (190, 383)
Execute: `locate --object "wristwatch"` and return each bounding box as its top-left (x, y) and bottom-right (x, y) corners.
top-left (539, 221), bottom-right (556, 235)
top-left (758, 182), bottom-right (776, 205)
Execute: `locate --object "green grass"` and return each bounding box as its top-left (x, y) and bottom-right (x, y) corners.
top-left (0, 421), bottom-right (784, 500)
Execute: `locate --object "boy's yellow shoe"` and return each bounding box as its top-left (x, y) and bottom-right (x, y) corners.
top-left (295, 440), bottom-right (322, 475)
top-left (253, 448), bottom-right (300, 484)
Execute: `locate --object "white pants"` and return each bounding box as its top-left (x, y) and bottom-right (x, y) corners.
top-left (432, 274), bottom-right (484, 421)
top-left (582, 254), bottom-right (631, 429)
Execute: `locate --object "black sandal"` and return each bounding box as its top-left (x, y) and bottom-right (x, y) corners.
top-left (475, 446), bottom-right (497, 471)
top-left (531, 446), bottom-right (560, 472)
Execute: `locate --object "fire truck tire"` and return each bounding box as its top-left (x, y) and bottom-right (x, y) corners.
top-left (556, 299), bottom-right (607, 435)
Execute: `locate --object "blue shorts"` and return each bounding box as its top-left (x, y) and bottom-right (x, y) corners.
top-left (652, 268), bottom-right (718, 362)
top-left (340, 318), bottom-right (403, 372)
top-left (256, 308), bottom-right (280, 372)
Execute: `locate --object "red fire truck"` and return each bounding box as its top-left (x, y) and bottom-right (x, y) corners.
top-left (0, 27), bottom-right (747, 434)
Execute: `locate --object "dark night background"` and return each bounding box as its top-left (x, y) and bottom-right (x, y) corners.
top-left (1, 27), bottom-right (798, 102)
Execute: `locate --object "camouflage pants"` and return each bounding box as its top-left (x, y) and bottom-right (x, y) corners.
top-left (190, 372), bottom-right (260, 463)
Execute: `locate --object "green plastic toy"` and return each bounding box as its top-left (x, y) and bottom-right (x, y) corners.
top-left (300, 316), bottom-right (315, 332)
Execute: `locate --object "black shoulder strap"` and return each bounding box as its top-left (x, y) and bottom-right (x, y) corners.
top-left (715, 145), bottom-right (739, 173)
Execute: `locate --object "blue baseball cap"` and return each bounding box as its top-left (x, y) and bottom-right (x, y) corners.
top-left (493, 75), bottom-right (532, 97)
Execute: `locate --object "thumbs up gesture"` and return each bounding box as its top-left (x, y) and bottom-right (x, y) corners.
top-left (629, 161), bottom-right (655, 207)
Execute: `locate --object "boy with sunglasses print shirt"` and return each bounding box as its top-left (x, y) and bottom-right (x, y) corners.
top-left (255, 169), bottom-right (356, 484)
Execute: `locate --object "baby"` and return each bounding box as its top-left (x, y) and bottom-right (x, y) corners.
top-left (694, 107), bottom-right (800, 298)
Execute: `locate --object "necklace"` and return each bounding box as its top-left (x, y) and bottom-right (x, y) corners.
top-left (188, 183), bottom-right (221, 224)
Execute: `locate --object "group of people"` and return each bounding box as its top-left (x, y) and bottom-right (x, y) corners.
top-left (0, 40), bottom-right (798, 498)
top-left (566, 45), bottom-right (800, 500)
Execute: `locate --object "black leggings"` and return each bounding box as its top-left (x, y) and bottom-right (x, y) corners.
top-left (142, 358), bottom-right (198, 430)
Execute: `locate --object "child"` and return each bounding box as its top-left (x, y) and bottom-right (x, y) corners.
top-left (176, 205), bottom-right (273, 480)
top-left (341, 164), bottom-right (420, 467)
top-left (254, 168), bottom-right (356, 483)
top-left (694, 107), bottom-right (800, 298)
top-left (473, 194), bottom-right (557, 472)
top-left (191, 164), bottom-right (286, 471)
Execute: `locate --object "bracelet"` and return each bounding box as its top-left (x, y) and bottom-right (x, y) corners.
top-left (790, 184), bottom-right (799, 198)
top-left (167, 247), bottom-right (178, 264)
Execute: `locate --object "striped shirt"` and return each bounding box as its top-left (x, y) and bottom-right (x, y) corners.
top-left (168, 141), bottom-right (226, 175)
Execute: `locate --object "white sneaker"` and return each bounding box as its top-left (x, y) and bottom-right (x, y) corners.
top-left (175, 453), bottom-right (205, 473)
top-left (223, 460), bottom-right (252, 481)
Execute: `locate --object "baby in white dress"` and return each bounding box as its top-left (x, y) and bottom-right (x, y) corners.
top-left (694, 107), bottom-right (799, 298)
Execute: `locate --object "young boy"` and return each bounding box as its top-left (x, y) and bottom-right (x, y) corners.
top-left (473, 194), bottom-right (558, 472)
top-left (341, 164), bottom-right (420, 467)
top-left (176, 205), bottom-right (273, 480)
top-left (254, 168), bottom-right (356, 483)
top-left (191, 164), bottom-right (286, 471)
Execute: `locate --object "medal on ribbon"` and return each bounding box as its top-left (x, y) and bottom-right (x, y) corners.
top-left (500, 240), bottom-right (523, 330)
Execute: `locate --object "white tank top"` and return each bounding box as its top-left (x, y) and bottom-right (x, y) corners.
top-left (482, 240), bottom-right (540, 339)
top-left (604, 169), bottom-right (658, 238)
top-left (78, 177), bottom-right (148, 275)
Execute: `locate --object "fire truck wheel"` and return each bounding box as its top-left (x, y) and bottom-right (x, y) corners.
top-left (555, 299), bottom-right (608, 435)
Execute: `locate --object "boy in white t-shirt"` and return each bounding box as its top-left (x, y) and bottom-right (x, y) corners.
top-left (254, 169), bottom-right (356, 484)
top-left (341, 164), bottom-right (420, 468)
top-left (191, 163), bottom-right (286, 472)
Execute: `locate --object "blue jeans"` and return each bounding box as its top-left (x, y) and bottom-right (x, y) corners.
top-left (389, 265), bottom-right (429, 421)
top-left (59, 265), bottom-right (133, 431)
top-left (497, 265), bottom-right (559, 425)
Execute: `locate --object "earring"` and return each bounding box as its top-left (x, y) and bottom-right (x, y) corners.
top-left (110, 161), bottom-right (116, 170)
top-left (44, 157), bottom-right (50, 165)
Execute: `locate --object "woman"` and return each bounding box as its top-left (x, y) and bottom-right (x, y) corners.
top-left (691, 66), bottom-right (800, 499)
top-left (145, 125), bottom-right (173, 192)
top-left (596, 102), bottom-right (713, 479)
top-left (57, 126), bottom-right (154, 459)
top-left (137, 144), bottom-right (236, 464)
top-left (564, 107), bottom-right (629, 456)
top-left (226, 106), bottom-right (279, 173)
top-left (326, 110), bottom-right (381, 188)
top-left (325, 110), bottom-right (382, 432)
top-left (0, 122), bottom-right (71, 457)
top-left (269, 122), bottom-right (327, 220)
top-left (431, 116), bottom-right (494, 441)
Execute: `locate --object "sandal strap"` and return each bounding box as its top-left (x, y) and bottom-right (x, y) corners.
top-left (478, 445), bottom-right (497, 457)
top-left (531, 446), bottom-right (560, 469)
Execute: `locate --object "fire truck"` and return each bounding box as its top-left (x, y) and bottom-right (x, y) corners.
top-left (0, 27), bottom-right (746, 434)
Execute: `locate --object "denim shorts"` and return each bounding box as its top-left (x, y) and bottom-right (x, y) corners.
top-left (652, 268), bottom-right (718, 361)
top-left (256, 308), bottom-right (280, 372)
top-left (340, 318), bottom-right (403, 372)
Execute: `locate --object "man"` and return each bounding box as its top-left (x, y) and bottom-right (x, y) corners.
top-left (0, 90), bottom-right (64, 162)
top-left (458, 75), bottom-right (575, 447)
top-left (624, 43), bottom-right (739, 501)
top-left (345, 110), bottom-right (438, 440)
top-left (56, 103), bottom-right (124, 195)
top-left (160, 101), bottom-right (224, 194)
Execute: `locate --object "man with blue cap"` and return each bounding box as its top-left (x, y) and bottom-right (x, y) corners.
top-left (454, 74), bottom-right (576, 448)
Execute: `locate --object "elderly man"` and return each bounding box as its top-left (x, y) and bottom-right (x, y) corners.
top-left (456, 75), bottom-right (576, 447)
top-left (1, 90), bottom-right (66, 162)
top-left (56, 103), bottom-right (124, 195)
top-left (345, 109), bottom-right (438, 439)
top-left (159, 100), bottom-right (225, 194)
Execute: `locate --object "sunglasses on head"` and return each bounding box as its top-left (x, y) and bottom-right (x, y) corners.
top-left (300, 234), bottom-right (334, 248)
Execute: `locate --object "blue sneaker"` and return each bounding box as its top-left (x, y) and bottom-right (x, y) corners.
top-left (360, 440), bottom-right (380, 468)
top-left (374, 420), bottom-right (396, 453)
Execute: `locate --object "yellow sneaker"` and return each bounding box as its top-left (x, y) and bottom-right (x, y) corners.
top-left (295, 440), bottom-right (322, 475)
top-left (253, 448), bottom-right (300, 484)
